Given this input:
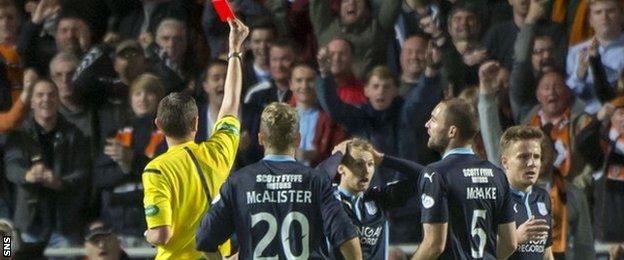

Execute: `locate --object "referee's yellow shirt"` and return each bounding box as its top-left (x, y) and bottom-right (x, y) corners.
top-left (142, 116), bottom-right (240, 259)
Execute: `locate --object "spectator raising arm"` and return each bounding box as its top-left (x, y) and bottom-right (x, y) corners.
top-left (218, 19), bottom-right (249, 120)
top-left (478, 61), bottom-right (504, 166)
top-left (0, 69), bottom-right (36, 133)
top-left (315, 47), bottom-right (368, 133)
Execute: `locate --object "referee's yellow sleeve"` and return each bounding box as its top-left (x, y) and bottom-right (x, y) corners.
top-left (198, 116), bottom-right (240, 185)
top-left (142, 167), bottom-right (172, 228)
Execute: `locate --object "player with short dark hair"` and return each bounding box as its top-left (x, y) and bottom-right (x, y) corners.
top-left (500, 126), bottom-right (554, 260)
top-left (316, 138), bottom-right (423, 259)
top-left (196, 102), bottom-right (362, 259)
top-left (413, 98), bottom-right (518, 260)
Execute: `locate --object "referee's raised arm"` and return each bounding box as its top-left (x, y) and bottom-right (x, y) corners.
top-left (218, 19), bottom-right (249, 120)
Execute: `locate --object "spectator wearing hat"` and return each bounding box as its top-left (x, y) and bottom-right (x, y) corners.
top-left (73, 40), bottom-right (147, 152)
top-left (84, 223), bottom-right (130, 260)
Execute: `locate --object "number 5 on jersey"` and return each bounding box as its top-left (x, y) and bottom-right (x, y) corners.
top-left (471, 209), bottom-right (487, 258)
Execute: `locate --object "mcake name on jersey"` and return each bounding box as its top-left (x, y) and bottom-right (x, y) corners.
top-left (356, 226), bottom-right (382, 246)
top-left (466, 187), bottom-right (497, 200)
top-left (246, 190), bottom-right (312, 204)
top-left (518, 237), bottom-right (547, 253)
top-left (463, 168), bottom-right (494, 183)
top-left (256, 174), bottom-right (304, 190)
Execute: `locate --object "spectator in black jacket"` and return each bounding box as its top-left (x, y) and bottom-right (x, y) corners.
top-left (241, 20), bottom-right (275, 96)
top-left (240, 39), bottom-right (296, 166)
top-left (4, 79), bottom-right (90, 255)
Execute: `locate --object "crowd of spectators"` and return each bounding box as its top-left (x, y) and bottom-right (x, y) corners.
top-left (0, 0), bottom-right (623, 259)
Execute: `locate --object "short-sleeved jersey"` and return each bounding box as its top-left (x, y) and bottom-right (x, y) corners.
top-left (142, 116), bottom-right (240, 259)
top-left (419, 151), bottom-right (515, 259)
top-left (196, 158), bottom-right (358, 259)
top-left (509, 186), bottom-right (553, 260)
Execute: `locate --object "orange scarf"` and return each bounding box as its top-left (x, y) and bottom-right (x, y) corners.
top-left (115, 127), bottom-right (165, 158)
top-left (550, 184), bottom-right (569, 252)
top-left (529, 109), bottom-right (572, 177)
top-left (551, 0), bottom-right (594, 45)
top-left (0, 44), bottom-right (22, 88)
top-left (602, 128), bottom-right (624, 180)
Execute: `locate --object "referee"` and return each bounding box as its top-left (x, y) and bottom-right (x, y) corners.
top-left (141, 19), bottom-right (249, 259)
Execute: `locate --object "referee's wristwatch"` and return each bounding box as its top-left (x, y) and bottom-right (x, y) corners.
top-left (228, 52), bottom-right (243, 60)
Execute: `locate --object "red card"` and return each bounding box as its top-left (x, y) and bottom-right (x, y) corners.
top-left (212, 0), bottom-right (236, 22)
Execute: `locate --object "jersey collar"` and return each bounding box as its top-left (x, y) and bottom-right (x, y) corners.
top-left (442, 147), bottom-right (474, 159)
top-left (510, 186), bottom-right (533, 198)
top-left (263, 154), bottom-right (296, 162)
top-left (167, 140), bottom-right (196, 152)
top-left (337, 186), bottom-right (362, 199)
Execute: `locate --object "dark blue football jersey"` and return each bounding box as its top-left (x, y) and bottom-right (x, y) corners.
top-left (508, 186), bottom-right (553, 260)
top-left (316, 153), bottom-right (423, 260)
top-left (419, 149), bottom-right (515, 259)
top-left (196, 157), bottom-right (358, 259)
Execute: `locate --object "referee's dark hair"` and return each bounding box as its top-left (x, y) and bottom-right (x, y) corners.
top-left (442, 98), bottom-right (479, 143)
top-left (157, 92), bottom-right (198, 139)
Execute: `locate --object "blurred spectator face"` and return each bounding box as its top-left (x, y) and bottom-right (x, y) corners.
top-left (269, 46), bottom-right (295, 82)
top-left (50, 58), bottom-right (77, 101)
top-left (114, 51), bottom-right (147, 83)
top-left (531, 36), bottom-right (557, 74)
top-left (340, 0), bottom-right (368, 25)
top-left (55, 18), bottom-right (91, 55)
top-left (84, 234), bottom-right (122, 260)
top-left (31, 81), bottom-right (60, 121)
top-left (0, 5), bottom-right (19, 41)
top-left (536, 72), bottom-right (571, 117)
top-left (130, 87), bottom-right (159, 117)
top-left (425, 102), bottom-right (450, 153)
top-left (202, 64), bottom-right (227, 106)
top-left (338, 149), bottom-right (375, 193)
top-left (502, 139), bottom-right (542, 188)
top-left (400, 36), bottom-right (427, 79)
top-left (156, 21), bottom-right (187, 64)
top-left (250, 28), bottom-right (274, 64)
top-left (509, 0), bottom-right (530, 17)
top-left (364, 75), bottom-right (398, 111)
top-left (589, 0), bottom-right (623, 38)
top-left (448, 10), bottom-right (480, 42)
top-left (611, 107), bottom-right (624, 135)
top-left (290, 65), bottom-right (317, 105)
top-left (328, 39), bottom-right (354, 76)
